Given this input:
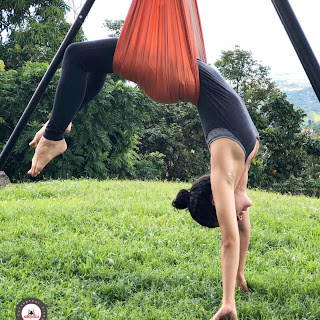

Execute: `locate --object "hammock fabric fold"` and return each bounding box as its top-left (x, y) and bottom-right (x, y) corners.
top-left (112, 0), bottom-right (207, 106)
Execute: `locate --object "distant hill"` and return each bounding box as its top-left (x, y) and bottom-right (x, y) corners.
top-left (275, 79), bottom-right (320, 121)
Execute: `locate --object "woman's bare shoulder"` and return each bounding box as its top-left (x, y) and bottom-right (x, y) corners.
top-left (209, 138), bottom-right (246, 185)
top-left (209, 138), bottom-right (246, 164)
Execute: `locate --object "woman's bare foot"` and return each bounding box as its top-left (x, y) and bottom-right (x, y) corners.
top-left (28, 137), bottom-right (67, 177)
top-left (29, 121), bottom-right (72, 148)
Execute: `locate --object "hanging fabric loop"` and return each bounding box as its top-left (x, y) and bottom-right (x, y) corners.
top-left (113, 0), bottom-right (207, 106)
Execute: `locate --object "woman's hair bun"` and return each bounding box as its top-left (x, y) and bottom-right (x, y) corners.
top-left (172, 189), bottom-right (190, 209)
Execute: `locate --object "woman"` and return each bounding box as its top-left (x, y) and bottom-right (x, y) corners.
top-left (28, 38), bottom-right (259, 320)
top-left (173, 58), bottom-right (260, 319)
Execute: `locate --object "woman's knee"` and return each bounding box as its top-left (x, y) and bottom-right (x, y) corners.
top-left (63, 42), bottom-right (82, 63)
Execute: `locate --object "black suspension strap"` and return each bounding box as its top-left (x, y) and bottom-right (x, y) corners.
top-left (271, 0), bottom-right (320, 102)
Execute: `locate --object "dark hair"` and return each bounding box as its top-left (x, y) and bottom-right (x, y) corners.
top-left (172, 174), bottom-right (219, 228)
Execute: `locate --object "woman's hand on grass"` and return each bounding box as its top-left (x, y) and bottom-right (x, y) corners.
top-left (236, 276), bottom-right (252, 294)
top-left (211, 304), bottom-right (237, 320)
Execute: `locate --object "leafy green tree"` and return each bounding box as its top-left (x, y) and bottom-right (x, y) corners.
top-left (103, 20), bottom-right (124, 38)
top-left (260, 91), bottom-right (307, 180)
top-left (137, 102), bottom-right (210, 181)
top-left (0, 62), bottom-right (154, 181)
top-left (215, 49), bottom-right (272, 95)
top-left (1, 0), bottom-right (85, 69)
top-left (1, 0), bottom-right (67, 35)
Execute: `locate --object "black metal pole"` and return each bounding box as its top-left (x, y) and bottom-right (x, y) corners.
top-left (0, 0), bottom-right (96, 170)
top-left (271, 0), bottom-right (320, 102)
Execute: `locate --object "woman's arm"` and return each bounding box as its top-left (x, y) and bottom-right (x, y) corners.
top-left (234, 141), bottom-right (259, 293)
top-left (211, 170), bottom-right (239, 306)
top-left (236, 208), bottom-right (251, 292)
top-left (209, 139), bottom-right (244, 318)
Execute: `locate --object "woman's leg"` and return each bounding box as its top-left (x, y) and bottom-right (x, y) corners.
top-left (44, 38), bottom-right (118, 141)
top-left (28, 38), bottom-right (118, 176)
top-left (29, 71), bottom-right (109, 148)
top-left (77, 72), bottom-right (108, 112)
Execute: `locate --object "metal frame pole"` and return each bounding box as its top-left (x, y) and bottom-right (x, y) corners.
top-left (271, 0), bottom-right (320, 102)
top-left (0, 0), bottom-right (96, 170)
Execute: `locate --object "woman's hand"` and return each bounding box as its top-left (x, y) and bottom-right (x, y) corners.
top-left (211, 304), bottom-right (237, 320)
top-left (236, 276), bottom-right (252, 294)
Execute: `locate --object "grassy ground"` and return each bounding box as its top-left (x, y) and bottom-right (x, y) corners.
top-left (0, 179), bottom-right (319, 319)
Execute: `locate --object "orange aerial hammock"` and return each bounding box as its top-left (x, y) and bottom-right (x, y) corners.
top-left (113, 0), bottom-right (207, 106)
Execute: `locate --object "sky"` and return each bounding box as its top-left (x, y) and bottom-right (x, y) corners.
top-left (66, 0), bottom-right (320, 82)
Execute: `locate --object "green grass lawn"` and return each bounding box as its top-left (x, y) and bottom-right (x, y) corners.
top-left (0, 179), bottom-right (320, 319)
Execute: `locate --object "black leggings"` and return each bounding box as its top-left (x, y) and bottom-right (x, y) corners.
top-left (44, 38), bottom-right (118, 140)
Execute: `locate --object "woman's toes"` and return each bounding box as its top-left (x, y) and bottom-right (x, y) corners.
top-left (29, 132), bottom-right (42, 148)
top-left (27, 168), bottom-right (35, 177)
top-left (29, 138), bottom-right (38, 147)
top-left (28, 137), bottom-right (67, 177)
top-left (28, 166), bottom-right (40, 177)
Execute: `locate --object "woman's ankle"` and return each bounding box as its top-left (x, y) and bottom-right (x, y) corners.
top-left (43, 119), bottom-right (65, 141)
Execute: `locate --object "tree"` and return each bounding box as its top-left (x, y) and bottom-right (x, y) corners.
top-left (260, 91), bottom-right (307, 180)
top-left (137, 102), bottom-right (210, 181)
top-left (1, 0), bottom-right (67, 35)
top-left (0, 61), bottom-right (154, 181)
top-left (1, 0), bottom-right (85, 69)
top-left (103, 20), bottom-right (124, 38)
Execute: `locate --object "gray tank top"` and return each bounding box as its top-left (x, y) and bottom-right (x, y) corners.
top-left (196, 59), bottom-right (259, 163)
